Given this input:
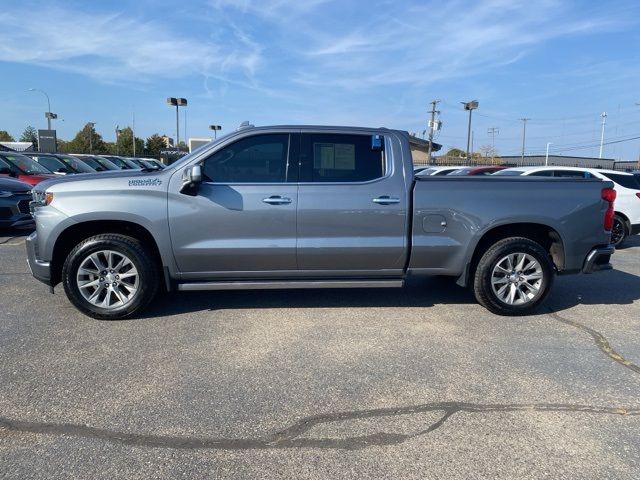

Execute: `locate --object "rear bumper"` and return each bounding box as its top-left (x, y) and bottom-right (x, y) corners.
top-left (26, 231), bottom-right (52, 286)
top-left (582, 245), bottom-right (615, 274)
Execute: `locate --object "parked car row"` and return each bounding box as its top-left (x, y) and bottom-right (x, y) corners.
top-left (0, 152), bottom-right (164, 229)
top-left (416, 164), bottom-right (640, 247)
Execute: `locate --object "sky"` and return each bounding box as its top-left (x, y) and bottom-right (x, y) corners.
top-left (1, 0), bottom-right (639, 159)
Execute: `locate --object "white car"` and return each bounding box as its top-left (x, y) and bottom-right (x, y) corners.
top-left (495, 166), bottom-right (640, 247)
top-left (415, 165), bottom-right (461, 176)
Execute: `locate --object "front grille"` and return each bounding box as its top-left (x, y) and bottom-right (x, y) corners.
top-left (18, 200), bottom-right (30, 214)
top-left (0, 207), bottom-right (12, 218)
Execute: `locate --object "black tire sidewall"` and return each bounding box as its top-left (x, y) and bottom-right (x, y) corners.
top-left (612, 215), bottom-right (627, 248)
top-left (62, 235), bottom-right (157, 319)
top-left (475, 238), bottom-right (554, 315)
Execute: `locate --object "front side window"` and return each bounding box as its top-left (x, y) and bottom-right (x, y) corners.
top-left (202, 134), bottom-right (289, 183)
top-left (301, 133), bottom-right (385, 183)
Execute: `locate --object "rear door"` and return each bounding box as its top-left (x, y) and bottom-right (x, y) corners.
top-left (296, 131), bottom-right (408, 276)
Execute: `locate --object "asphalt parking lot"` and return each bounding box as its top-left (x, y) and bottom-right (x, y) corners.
top-left (1, 229), bottom-right (639, 479)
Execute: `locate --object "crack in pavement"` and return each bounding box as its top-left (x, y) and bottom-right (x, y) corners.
top-left (0, 237), bottom-right (26, 246)
top-left (1, 403), bottom-right (638, 450)
top-left (547, 308), bottom-right (640, 375)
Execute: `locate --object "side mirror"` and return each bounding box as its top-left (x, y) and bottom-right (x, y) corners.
top-left (180, 165), bottom-right (202, 194)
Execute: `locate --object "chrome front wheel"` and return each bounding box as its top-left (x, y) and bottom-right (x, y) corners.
top-left (76, 249), bottom-right (140, 310)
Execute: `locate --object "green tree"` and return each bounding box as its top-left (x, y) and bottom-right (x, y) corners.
top-left (445, 147), bottom-right (465, 158)
top-left (19, 126), bottom-right (39, 150)
top-left (0, 130), bottom-right (15, 142)
top-left (114, 127), bottom-right (144, 156)
top-left (145, 134), bottom-right (166, 157)
top-left (65, 123), bottom-right (106, 154)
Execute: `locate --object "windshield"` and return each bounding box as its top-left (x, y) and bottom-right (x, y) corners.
top-left (31, 155), bottom-right (69, 173)
top-left (84, 156), bottom-right (119, 170)
top-left (493, 170), bottom-right (525, 176)
top-left (94, 156), bottom-right (128, 170)
top-left (448, 168), bottom-right (472, 175)
top-left (0, 153), bottom-right (52, 174)
top-left (102, 156), bottom-right (139, 169)
top-left (55, 155), bottom-right (95, 173)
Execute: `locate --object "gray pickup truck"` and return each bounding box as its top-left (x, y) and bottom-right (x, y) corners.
top-left (26, 124), bottom-right (616, 320)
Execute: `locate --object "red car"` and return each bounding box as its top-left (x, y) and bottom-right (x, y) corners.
top-left (448, 166), bottom-right (506, 176)
top-left (0, 152), bottom-right (57, 186)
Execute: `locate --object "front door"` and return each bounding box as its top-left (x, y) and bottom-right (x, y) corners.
top-left (168, 132), bottom-right (298, 279)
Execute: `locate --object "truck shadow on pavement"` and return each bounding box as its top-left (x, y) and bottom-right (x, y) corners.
top-left (143, 277), bottom-right (475, 318)
top-left (141, 267), bottom-right (640, 319)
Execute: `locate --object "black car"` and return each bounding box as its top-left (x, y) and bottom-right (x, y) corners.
top-left (0, 177), bottom-right (33, 229)
top-left (25, 153), bottom-right (96, 175)
top-left (71, 155), bottom-right (120, 172)
top-left (100, 155), bottom-right (141, 170)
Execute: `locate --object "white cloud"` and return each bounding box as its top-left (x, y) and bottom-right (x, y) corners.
top-left (0, 5), bottom-right (262, 83)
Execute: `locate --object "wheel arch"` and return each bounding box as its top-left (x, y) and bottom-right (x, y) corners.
top-left (51, 220), bottom-right (162, 287)
top-left (457, 222), bottom-right (565, 287)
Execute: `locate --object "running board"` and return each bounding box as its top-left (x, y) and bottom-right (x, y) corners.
top-left (178, 279), bottom-right (404, 291)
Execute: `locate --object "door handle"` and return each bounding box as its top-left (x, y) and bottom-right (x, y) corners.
top-left (263, 196), bottom-right (292, 205)
top-left (372, 196), bottom-right (400, 205)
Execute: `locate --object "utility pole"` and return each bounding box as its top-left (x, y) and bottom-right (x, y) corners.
top-left (599, 112), bottom-right (607, 159)
top-left (519, 118), bottom-right (530, 165)
top-left (487, 127), bottom-right (499, 148)
top-left (426, 99), bottom-right (440, 164)
top-left (487, 127), bottom-right (499, 161)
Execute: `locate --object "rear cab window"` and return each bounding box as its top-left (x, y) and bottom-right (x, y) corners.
top-left (600, 172), bottom-right (640, 190)
top-left (300, 133), bottom-right (385, 182)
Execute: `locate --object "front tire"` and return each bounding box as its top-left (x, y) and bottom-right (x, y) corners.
top-left (611, 215), bottom-right (628, 248)
top-left (62, 234), bottom-right (159, 320)
top-left (473, 237), bottom-right (554, 316)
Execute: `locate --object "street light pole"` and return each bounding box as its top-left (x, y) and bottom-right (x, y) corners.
top-left (461, 100), bottom-right (479, 164)
top-left (88, 122), bottom-right (96, 154)
top-left (545, 142), bottom-right (553, 166)
top-left (519, 118), bottom-right (530, 166)
top-left (28, 88), bottom-right (54, 130)
top-left (209, 125), bottom-right (222, 140)
top-left (167, 98), bottom-right (188, 150)
top-left (599, 112), bottom-right (607, 159)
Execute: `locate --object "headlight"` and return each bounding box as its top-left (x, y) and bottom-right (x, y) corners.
top-left (0, 190), bottom-right (14, 198)
top-left (30, 190), bottom-right (54, 206)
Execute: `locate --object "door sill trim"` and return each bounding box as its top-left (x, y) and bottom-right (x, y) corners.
top-left (177, 279), bottom-right (404, 291)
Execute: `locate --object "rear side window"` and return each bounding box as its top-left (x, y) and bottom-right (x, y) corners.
top-left (528, 170), bottom-right (553, 177)
top-left (600, 173), bottom-right (640, 189)
top-left (552, 170), bottom-right (592, 178)
top-left (301, 133), bottom-right (385, 182)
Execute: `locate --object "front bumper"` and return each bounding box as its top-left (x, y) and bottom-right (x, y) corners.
top-left (26, 231), bottom-right (52, 286)
top-left (582, 245), bottom-right (615, 274)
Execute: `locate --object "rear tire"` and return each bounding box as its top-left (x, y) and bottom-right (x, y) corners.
top-left (473, 237), bottom-right (554, 316)
top-left (611, 215), bottom-right (628, 248)
top-left (62, 234), bottom-right (159, 320)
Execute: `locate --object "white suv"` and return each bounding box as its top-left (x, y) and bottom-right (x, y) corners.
top-left (495, 166), bottom-right (640, 247)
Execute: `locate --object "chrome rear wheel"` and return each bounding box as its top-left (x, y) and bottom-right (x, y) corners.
top-left (491, 253), bottom-right (543, 306)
